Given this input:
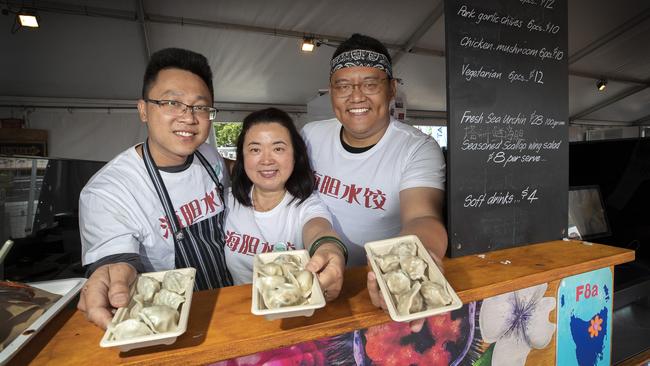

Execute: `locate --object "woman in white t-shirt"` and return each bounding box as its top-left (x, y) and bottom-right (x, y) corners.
top-left (224, 108), bottom-right (346, 301)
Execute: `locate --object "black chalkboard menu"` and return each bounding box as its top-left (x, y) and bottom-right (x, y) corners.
top-left (444, 0), bottom-right (568, 257)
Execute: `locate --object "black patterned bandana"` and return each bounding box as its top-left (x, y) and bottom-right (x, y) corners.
top-left (330, 49), bottom-right (393, 78)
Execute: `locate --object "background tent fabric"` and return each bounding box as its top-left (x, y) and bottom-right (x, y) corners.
top-left (1, 0), bottom-right (649, 160)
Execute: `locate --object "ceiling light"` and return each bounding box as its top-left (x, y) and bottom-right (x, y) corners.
top-left (301, 37), bottom-right (315, 52)
top-left (17, 9), bottom-right (39, 28)
top-left (596, 79), bottom-right (607, 92)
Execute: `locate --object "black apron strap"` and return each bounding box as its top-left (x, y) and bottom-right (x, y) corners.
top-left (142, 140), bottom-right (232, 290)
top-left (142, 140), bottom-right (184, 241)
top-left (194, 149), bottom-right (225, 202)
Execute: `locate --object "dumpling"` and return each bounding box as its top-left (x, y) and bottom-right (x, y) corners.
top-left (383, 270), bottom-right (411, 295)
top-left (374, 253), bottom-right (400, 273)
top-left (136, 276), bottom-right (161, 302)
top-left (399, 255), bottom-right (427, 281)
top-left (287, 269), bottom-right (313, 296)
top-left (162, 271), bottom-right (191, 295)
top-left (139, 305), bottom-right (179, 333)
top-left (396, 282), bottom-right (424, 316)
top-left (257, 275), bottom-right (286, 292)
top-left (273, 254), bottom-right (302, 267)
top-left (260, 283), bottom-right (304, 309)
top-left (295, 270), bottom-right (314, 295)
top-left (389, 241), bottom-right (417, 257)
top-left (129, 294), bottom-right (145, 319)
top-left (273, 254), bottom-right (301, 274)
top-left (153, 289), bottom-right (185, 310)
top-left (111, 318), bottom-right (153, 340)
top-left (258, 262), bottom-right (284, 277)
top-left (420, 280), bottom-right (452, 307)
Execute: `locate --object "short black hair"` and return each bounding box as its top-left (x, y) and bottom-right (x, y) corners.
top-left (332, 33), bottom-right (392, 65)
top-left (231, 108), bottom-right (315, 207)
top-left (141, 48), bottom-right (214, 99)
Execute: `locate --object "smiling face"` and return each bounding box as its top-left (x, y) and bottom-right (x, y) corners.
top-left (242, 122), bottom-right (295, 195)
top-left (137, 68), bottom-right (212, 167)
top-left (330, 66), bottom-right (396, 147)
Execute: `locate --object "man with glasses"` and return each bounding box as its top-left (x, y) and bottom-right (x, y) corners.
top-left (77, 48), bottom-right (232, 329)
top-left (301, 34), bottom-right (447, 330)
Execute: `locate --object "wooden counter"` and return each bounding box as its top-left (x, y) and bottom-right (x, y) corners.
top-left (12, 240), bottom-right (634, 365)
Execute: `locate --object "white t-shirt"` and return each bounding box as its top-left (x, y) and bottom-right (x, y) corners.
top-left (80, 143), bottom-right (230, 272)
top-left (301, 117), bottom-right (445, 266)
top-left (224, 189), bottom-right (332, 285)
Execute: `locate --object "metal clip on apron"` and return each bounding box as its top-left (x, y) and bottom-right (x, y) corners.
top-left (143, 140), bottom-right (233, 290)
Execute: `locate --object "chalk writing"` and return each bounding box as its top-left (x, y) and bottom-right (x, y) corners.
top-left (463, 186), bottom-right (540, 208)
top-left (462, 63), bottom-right (503, 81)
top-left (530, 69), bottom-right (544, 84)
top-left (520, 0), bottom-right (556, 10)
top-left (527, 19), bottom-right (561, 34)
top-left (457, 5), bottom-right (524, 28)
top-left (460, 36), bottom-right (565, 61)
top-left (487, 151), bottom-right (543, 167)
top-left (460, 36), bottom-right (494, 50)
top-left (446, 0), bottom-right (567, 255)
top-left (530, 111), bottom-right (565, 128)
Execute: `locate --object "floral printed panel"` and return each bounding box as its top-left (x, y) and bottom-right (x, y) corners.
top-left (213, 283), bottom-right (559, 366)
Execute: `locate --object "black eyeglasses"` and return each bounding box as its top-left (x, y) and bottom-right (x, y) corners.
top-left (145, 99), bottom-right (218, 121)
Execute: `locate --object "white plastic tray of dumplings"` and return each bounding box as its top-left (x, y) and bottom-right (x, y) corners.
top-left (99, 267), bottom-right (196, 352)
top-left (251, 250), bottom-right (326, 320)
top-left (365, 235), bottom-right (462, 322)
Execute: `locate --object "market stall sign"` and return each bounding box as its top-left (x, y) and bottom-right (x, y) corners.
top-left (445, 0), bottom-right (569, 256)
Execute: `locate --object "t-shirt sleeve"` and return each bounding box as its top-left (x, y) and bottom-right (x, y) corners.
top-left (79, 185), bottom-right (143, 266)
top-left (400, 137), bottom-right (446, 191)
top-left (299, 193), bottom-right (333, 227)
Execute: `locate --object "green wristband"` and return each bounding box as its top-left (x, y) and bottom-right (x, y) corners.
top-left (309, 236), bottom-right (348, 265)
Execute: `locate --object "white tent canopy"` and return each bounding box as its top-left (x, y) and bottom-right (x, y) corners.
top-left (1, 0), bottom-right (649, 160)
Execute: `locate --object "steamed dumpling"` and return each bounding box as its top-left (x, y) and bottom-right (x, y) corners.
top-left (111, 318), bottom-right (153, 340)
top-left (162, 271), bottom-right (191, 295)
top-left (273, 254), bottom-right (302, 267)
top-left (129, 294), bottom-right (145, 320)
top-left (399, 255), bottom-right (427, 281)
top-left (153, 288), bottom-right (186, 310)
top-left (273, 254), bottom-right (302, 275)
top-left (374, 253), bottom-right (400, 273)
top-left (257, 275), bottom-right (286, 292)
top-left (136, 276), bottom-right (161, 302)
top-left (420, 280), bottom-right (452, 307)
top-left (139, 305), bottom-right (179, 333)
top-left (260, 283), bottom-right (304, 309)
top-left (384, 270), bottom-right (411, 294)
top-left (396, 282), bottom-right (424, 316)
top-left (295, 270), bottom-right (313, 295)
top-left (389, 241), bottom-right (417, 257)
top-left (287, 269), bottom-right (313, 296)
top-left (258, 262), bottom-right (284, 277)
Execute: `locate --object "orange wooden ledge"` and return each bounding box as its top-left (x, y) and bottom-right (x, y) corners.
top-left (12, 240), bottom-right (634, 365)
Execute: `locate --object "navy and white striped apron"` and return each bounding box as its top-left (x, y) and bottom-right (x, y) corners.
top-left (143, 140), bottom-right (233, 290)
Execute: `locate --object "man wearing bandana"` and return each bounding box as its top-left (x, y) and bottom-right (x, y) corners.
top-left (301, 34), bottom-right (447, 330)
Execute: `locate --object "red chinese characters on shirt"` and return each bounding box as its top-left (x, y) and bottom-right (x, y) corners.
top-left (158, 186), bottom-right (223, 239)
top-left (225, 231), bottom-right (295, 256)
top-left (314, 172), bottom-right (387, 210)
